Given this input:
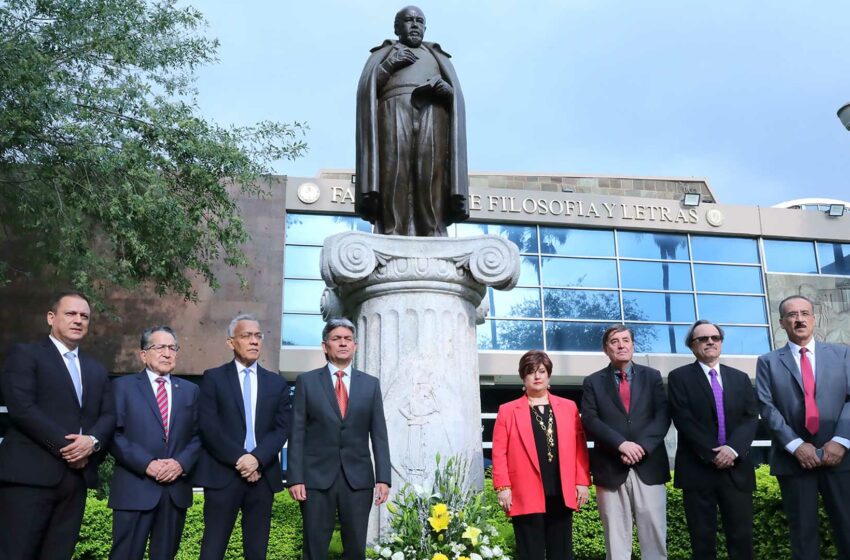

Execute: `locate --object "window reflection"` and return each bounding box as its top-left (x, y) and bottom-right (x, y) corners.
top-left (282, 280), bottom-right (325, 314)
top-left (720, 326), bottom-right (771, 354)
top-left (543, 289), bottom-right (620, 320)
top-left (284, 214), bottom-right (372, 245)
top-left (817, 243), bottom-right (850, 276)
top-left (489, 287), bottom-right (541, 318)
top-left (457, 223), bottom-right (538, 254)
top-left (540, 228), bottom-right (615, 257)
top-left (619, 261), bottom-right (692, 291)
top-left (541, 257), bottom-right (618, 288)
top-left (763, 240), bottom-right (817, 274)
top-left (617, 231), bottom-right (689, 260)
top-left (622, 292), bottom-right (695, 322)
top-left (694, 264), bottom-right (763, 294)
top-left (627, 323), bottom-right (691, 354)
top-left (516, 256), bottom-right (541, 286)
top-left (691, 236), bottom-right (759, 264)
top-left (281, 314), bottom-right (325, 346)
top-left (284, 246), bottom-right (322, 279)
top-left (545, 321), bottom-right (608, 351)
top-left (478, 319), bottom-right (543, 350)
top-left (698, 295), bottom-right (767, 324)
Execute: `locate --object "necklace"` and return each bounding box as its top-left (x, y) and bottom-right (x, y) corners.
top-left (530, 404), bottom-right (555, 462)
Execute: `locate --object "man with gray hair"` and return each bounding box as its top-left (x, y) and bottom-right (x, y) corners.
top-left (668, 320), bottom-right (758, 559)
top-left (108, 326), bottom-right (201, 560)
top-left (287, 318), bottom-right (391, 560)
top-left (193, 314), bottom-right (292, 560)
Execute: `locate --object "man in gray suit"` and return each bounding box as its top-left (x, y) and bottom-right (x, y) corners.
top-left (756, 295), bottom-right (850, 560)
top-left (287, 318), bottom-right (391, 560)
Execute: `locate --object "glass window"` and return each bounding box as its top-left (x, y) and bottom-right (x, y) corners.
top-left (457, 223), bottom-right (538, 254)
top-left (540, 228), bottom-right (615, 257)
top-left (284, 246), bottom-right (322, 279)
top-left (622, 292), bottom-right (695, 322)
top-left (691, 236), bottom-right (759, 264)
top-left (284, 214), bottom-right (372, 245)
top-left (817, 243), bottom-right (850, 275)
top-left (545, 321), bottom-right (608, 351)
top-left (541, 257), bottom-right (618, 288)
top-left (617, 231), bottom-right (689, 260)
top-left (693, 264), bottom-right (763, 294)
top-left (489, 288), bottom-right (541, 318)
top-left (628, 323), bottom-right (691, 354)
top-left (478, 320), bottom-right (543, 350)
top-left (543, 289), bottom-right (621, 320)
top-left (281, 314), bottom-right (325, 346)
top-left (697, 295), bottom-right (767, 324)
top-left (619, 261), bottom-right (692, 291)
top-left (720, 326), bottom-right (771, 355)
top-left (763, 240), bottom-right (817, 274)
top-left (282, 280), bottom-right (325, 314)
top-left (516, 256), bottom-right (541, 286)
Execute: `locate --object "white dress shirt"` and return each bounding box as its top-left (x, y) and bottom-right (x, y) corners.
top-left (49, 334), bottom-right (82, 399)
top-left (146, 369), bottom-right (172, 428)
top-left (327, 363), bottom-right (352, 394)
top-left (236, 360), bottom-right (258, 444)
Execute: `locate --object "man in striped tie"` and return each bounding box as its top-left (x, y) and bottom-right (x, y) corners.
top-left (108, 326), bottom-right (201, 560)
top-left (668, 320), bottom-right (759, 559)
top-left (287, 318), bottom-right (391, 560)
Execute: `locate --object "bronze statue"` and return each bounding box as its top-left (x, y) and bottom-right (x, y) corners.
top-left (355, 5), bottom-right (468, 236)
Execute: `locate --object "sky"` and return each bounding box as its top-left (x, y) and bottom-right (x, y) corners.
top-left (193, 1), bottom-right (850, 207)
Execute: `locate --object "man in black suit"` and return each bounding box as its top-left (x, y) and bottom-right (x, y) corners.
top-left (581, 325), bottom-right (670, 560)
top-left (108, 326), bottom-right (201, 560)
top-left (194, 314), bottom-right (292, 560)
top-left (287, 318), bottom-right (391, 560)
top-left (668, 320), bottom-right (759, 560)
top-left (0, 290), bottom-right (114, 560)
top-left (756, 295), bottom-right (850, 560)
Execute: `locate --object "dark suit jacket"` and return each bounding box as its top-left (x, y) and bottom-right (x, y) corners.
top-left (108, 371), bottom-right (201, 511)
top-left (0, 338), bottom-right (114, 488)
top-left (668, 361), bottom-right (759, 491)
top-left (286, 366), bottom-right (390, 491)
top-left (193, 361), bottom-right (292, 493)
top-left (756, 342), bottom-right (850, 476)
top-left (581, 363), bottom-right (671, 488)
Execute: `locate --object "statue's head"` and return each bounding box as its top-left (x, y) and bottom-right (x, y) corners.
top-left (394, 5), bottom-right (426, 48)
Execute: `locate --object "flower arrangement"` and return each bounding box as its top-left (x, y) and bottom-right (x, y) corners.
top-left (370, 455), bottom-right (511, 560)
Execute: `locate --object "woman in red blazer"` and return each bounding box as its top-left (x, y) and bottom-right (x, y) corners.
top-left (492, 350), bottom-right (591, 560)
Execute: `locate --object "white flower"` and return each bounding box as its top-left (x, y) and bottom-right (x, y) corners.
top-left (492, 546), bottom-right (503, 556)
top-left (391, 552), bottom-right (404, 560)
top-left (450, 542), bottom-right (467, 554)
top-left (374, 545), bottom-right (383, 553)
top-left (481, 535), bottom-right (490, 545)
top-left (470, 554), bottom-right (483, 560)
top-left (480, 545), bottom-right (493, 558)
top-left (380, 547), bottom-right (393, 558)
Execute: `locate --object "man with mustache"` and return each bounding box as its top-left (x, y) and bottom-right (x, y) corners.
top-left (756, 295), bottom-right (850, 559)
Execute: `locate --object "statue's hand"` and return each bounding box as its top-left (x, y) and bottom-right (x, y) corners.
top-left (432, 77), bottom-right (453, 100)
top-left (382, 47), bottom-right (418, 72)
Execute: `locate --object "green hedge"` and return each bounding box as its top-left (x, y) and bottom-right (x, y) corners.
top-left (74, 466), bottom-right (838, 559)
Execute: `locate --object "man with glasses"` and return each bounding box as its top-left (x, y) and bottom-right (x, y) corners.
top-left (757, 295), bottom-right (850, 559)
top-left (0, 290), bottom-right (114, 559)
top-left (668, 320), bottom-right (759, 559)
top-left (194, 314), bottom-right (292, 560)
top-left (108, 326), bottom-right (201, 560)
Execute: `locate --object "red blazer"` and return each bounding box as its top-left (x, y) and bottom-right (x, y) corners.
top-left (492, 394), bottom-right (591, 517)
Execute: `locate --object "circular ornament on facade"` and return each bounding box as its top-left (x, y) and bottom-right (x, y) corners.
top-left (296, 182), bottom-right (321, 204)
top-left (705, 208), bottom-right (724, 227)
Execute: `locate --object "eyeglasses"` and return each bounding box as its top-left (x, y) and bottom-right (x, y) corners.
top-left (232, 332), bottom-right (264, 341)
top-left (144, 344), bottom-right (180, 353)
top-left (782, 311), bottom-right (813, 320)
top-left (693, 335), bottom-right (723, 344)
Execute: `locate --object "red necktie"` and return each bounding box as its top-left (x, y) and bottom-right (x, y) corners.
top-left (335, 370), bottom-right (349, 418)
top-left (619, 370), bottom-right (630, 413)
top-left (799, 348), bottom-right (819, 435)
top-left (155, 377), bottom-right (169, 441)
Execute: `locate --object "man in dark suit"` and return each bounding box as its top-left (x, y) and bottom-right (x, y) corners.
top-left (287, 318), bottom-right (391, 560)
top-left (0, 290), bottom-right (114, 560)
top-left (756, 295), bottom-right (850, 560)
top-left (668, 320), bottom-right (759, 560)
top-left (581, 325), bottom-right (670, 560)
top-left (108, 326), bottom-right (201, 560)
top-left (194, 314), bottom-right (292, 560)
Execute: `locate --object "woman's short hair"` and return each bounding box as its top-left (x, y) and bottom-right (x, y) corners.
top-left (518, 350), bottom-right (553, 379)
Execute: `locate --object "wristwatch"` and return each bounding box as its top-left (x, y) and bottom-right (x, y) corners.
top-left (89, 435), bottom-right (101, 452)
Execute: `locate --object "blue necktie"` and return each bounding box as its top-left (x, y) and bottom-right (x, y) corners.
top-left (243, 369), bottom-right (255, 451)
top-left (64, 352), bottom-right (83, 405)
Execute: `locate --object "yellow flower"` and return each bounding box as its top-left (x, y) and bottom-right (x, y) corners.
top-left (432, 554), bottom-right (449, 560)
top-left (459, 557), bottom-right (471, 560)
top-left (428, 503), bottom-right (451, 532)
top-left (462, 526), bottom-right (482, 546)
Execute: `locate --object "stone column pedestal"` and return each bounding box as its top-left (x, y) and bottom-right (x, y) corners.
top-left (319, 232), bottom-right (520, 539)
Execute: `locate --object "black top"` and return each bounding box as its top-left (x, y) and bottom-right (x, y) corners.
top-left (530, 404), bottom-right (562, 497)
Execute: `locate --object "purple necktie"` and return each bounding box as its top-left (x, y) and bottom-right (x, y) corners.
top-left (709, 368), bottom-right (726, 445)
